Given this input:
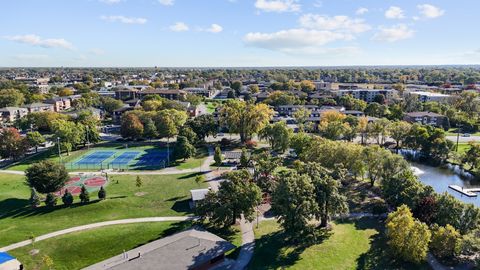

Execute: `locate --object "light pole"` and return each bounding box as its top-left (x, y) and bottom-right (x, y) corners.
top-left (456, 125), bottom-right (462, 152)
top-left (57, 137), bottom-right (62, 164)
top-left (86, 125), bottom-right (90, 149)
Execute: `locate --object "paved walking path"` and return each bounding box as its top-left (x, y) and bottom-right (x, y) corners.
top-left (0, 216), bottom-right (197, 252)
top-left (232, 217), bottom-right (255, 270)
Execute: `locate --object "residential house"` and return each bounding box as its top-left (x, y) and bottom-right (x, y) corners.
top-left (403, 112), bottom-right (448, 128)
top-left (45, 97), bottom-right (71, 112)
top-left (0, 107), bottom-right (28, 124)
top-left (22, 103), bottom-right (54, 113)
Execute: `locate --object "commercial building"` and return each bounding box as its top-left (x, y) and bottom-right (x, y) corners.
top-left (331, 89), bottom-right (398, 103)
top-left (407, 91), bottom-right (451, 103)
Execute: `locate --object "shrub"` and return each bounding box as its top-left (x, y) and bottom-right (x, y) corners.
top-left (62, 190), bottom-right (74, 206)
top-left (98, 186), bottom-right (106, 200)
top-left (29, 187), bottom-right (41, 208)
top-left (245, 140), bottom-right (257, 149)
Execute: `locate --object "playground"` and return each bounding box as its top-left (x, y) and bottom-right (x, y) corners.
top-left (54, 175), bottom-right (108, 196)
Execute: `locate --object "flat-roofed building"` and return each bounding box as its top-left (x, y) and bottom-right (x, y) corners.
top-left (404, 111), bottom-right (448, 127)
top-left (0, 107), bottom-right (28, 124)
top-left (84, 229), bottom-right (236, 270)
top-left (331, 89), bottom-right (398, 103)
top-left (22, 103), bottom-right (54, 113)
top-left (408, 91), bottom-right (451, 103)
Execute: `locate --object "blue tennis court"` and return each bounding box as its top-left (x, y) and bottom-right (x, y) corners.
top-left (76, 151), bottom-right (115, 165)
top-left (135, 151), bottom-right (169, 166)
top-left (110, 151), bottom-right (140, 165)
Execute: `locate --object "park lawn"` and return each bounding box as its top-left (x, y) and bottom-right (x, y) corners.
top-left (9, 221), bottom-right (190, 270)
top-left (174, 146), bottom-right (209, 170)
top-left (205, 102), bottom-right (218, 114)
top-left (0, 172), bottom-right (207, 247)
top-left (456, 142), bottom-right (473, 154)
top-left (6, 143), bottom-right (162, 172)
top-left (249, 218), bottom-right (430, 270)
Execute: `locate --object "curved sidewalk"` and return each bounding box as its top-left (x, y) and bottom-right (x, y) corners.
top-left (0, 216), bottom-right (197, 252)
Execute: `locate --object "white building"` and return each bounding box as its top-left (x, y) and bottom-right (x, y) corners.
top-left (331, 89), bottom-right (398, 103)
top-left (408, 91), bottom-right (451, 103)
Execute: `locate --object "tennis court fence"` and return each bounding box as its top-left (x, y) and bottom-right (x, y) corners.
top-left (63, 160), bottom-right (167, 171)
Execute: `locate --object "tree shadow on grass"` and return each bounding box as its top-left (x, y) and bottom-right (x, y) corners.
top-left (177, 171), bottom-right (209, 180)
top-left (170, 198), bottom-right (193, 214)
top-left (250, 228), bottom-right (332, 269)
top-left (0, 198), bottom-right (102, 219)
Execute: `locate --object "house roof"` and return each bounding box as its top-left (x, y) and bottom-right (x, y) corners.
top-left (22, 103), bottom-right (53, 108)
top-left (405, 111), bottom-right (444, 117)
top-left (0, 107), bottom-right (26, 112)
top-left (190, 188), bottom-right (211, 201)
top-left (84, 228), bottom-right (235, 270)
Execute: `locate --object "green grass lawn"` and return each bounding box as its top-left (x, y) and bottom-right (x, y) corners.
top-left (0, 172), bottom-right (207, 247)
top-left (446, 128), bottom-right (480, 137)
top-left (205, 102), bottom-right (218, 114)
top-left (9, 221), bottom-right (190, 270)
top-left (6, 143), bottom-right (162, 172)
top-left (249, 218), bottom-right (430, 270)
top-left (174, 146), bottom-right (209, 170)
top-left (456, 142), bottom-right (473, 154)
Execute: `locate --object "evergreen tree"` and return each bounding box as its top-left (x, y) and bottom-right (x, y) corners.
top-left (240, 148), bottom-right (249, 168)
top-left (98, 186), bottom-right (106, 200)
top-left (45, 193), bottom-right (57, 207)
top-left (61, 190), bottom-right (74, 206)
top-left (79, 185), bottom-right (90, 203)
top-left (214, 145), bottom-right (222, 166)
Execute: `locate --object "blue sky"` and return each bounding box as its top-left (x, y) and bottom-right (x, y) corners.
top-left (1, 0), bottom-right (478, 67)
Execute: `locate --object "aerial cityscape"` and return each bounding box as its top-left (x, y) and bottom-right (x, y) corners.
top-left (1, 1), bottom-right (480, 270)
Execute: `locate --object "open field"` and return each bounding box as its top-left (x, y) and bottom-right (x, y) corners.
top-left (174, 146), bottom-right (209, 170)
top-left (249, 218), bottom-right (429, 270)
top-left (0, 172), bottom-right (207, 247)
top-left (9, 222), bottom-right (188, 270)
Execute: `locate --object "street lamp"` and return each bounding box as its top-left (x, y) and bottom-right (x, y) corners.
top-left (57, 137), bottom-right (62, 164)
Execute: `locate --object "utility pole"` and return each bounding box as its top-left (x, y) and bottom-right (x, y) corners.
top-left (86, 125), bottom-right (90, 149)
top-left (456, 125), bottom-right (461, 152)
top-left (57, 137), bottom-right (62, 164)
top-left (167, 138), bottom-right (170, 166)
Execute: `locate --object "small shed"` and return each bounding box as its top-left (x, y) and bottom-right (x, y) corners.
top-left (190, 188), bottom-right (211, 208)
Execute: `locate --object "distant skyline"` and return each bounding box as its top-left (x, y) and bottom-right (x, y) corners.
top-left (1, 0), bottom-right (479, 67)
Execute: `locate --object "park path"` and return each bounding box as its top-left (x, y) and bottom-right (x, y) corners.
top-left (0, 216), bottom-right (197, 252)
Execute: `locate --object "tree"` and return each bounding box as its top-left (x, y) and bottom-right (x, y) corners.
top-left (413, 196), bottom-right (437, 225)
top-left (230, 81), bottom-right (242, 93)
top-left (26, 131), bottom-right (45, 153)
top-left (290, 132), bottom-right (312, 157)
top-left (318, 110), bottom-right (348, 140)
top-left (173, 136), bottom-right (196, 161)
top-left (136, 176), bottom-right (143, 188)
top-left (29, 187), bottom-right (41, 208)
top-left (389, 121), bottom-right (411, 149)
top-left (25, 161), bottom-right (69, 194)
top-left (79, 185), bottom-right (90, 203)
top-left (58, 88), bottom-right (74, 97)
top-left (373, 94), bottom-right (386, 104)
top-left (430, 224), bottom-right (460, 259)
top-left (197, 170), bottom-right (262, 228)
top-left (301, 163), bottom-right (348, 227)
top-left (98, 186), bottom-right (106, 200)
top-left (463, 143), bottom-right (480, 171)
top-left (293, 107), bottom-right (311, 132)
top-left (101, 97), bottom-right (124, 115)
top-left (45, 193), bottom-right (57, 207)
top-left (214, 145), bottom-right (222, 166)
top-left (62, 190), bottom-right (74, 206)
top-left (120, 113), bottom-right (144, 140)
top-left (186, 114), bottom-right (218, 141)
top-left (0, 127), bottom-right (28, 159)
top-left (300, 80), bottom-right (315, 92)
top-left (272, 171), bottom-right (318, 239)
top-left (51, 119), bottom-right (84, 155)
top-left (220, 100), bottom-right (274, 143)
top-left (154, 109), bottom-right (187, 140)
top-left (248, 84), bottom-right (260, 93)
top-left (386, 205), bottom-right (431, 264)
top-left (251, 150), bottom-right (282, 193)
top-left (259, 122), bottom-right (292, 153)
top-left (178, 126), bottom-right (197, 144)
top-left (0, 88), bottom-right (25, 107)
top-left (143, 118), bottom-right (158, 140)
top-left (240, 148), bottom-right (249, 168)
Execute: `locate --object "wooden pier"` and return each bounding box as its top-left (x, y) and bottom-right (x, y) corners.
top-left (448, 185), bottom-right (478, 197)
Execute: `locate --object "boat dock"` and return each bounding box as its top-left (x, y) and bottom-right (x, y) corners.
top-left (448, 185), bottom-right (478, 197)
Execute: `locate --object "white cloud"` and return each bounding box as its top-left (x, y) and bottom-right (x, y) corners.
top-left (99, 0), bottom-right (122, 4)
top-left (158, 0), bottom-right (174, 6)
top-left (100, 15), bottom-right (147, 24)
top-left (356, 7), bottom-right (369, 15)
top-left (417, 4), bottom-right (445, 19)
top-left (385, 6), bottom-right (405, 19)
top-left (4, 34), bottom-right (74, 49)
top-left (89, 48), bottom-right (106, 55)
top-left (169, 22), bottom-right (189, 32)
top-left (254, 0), bottom-right (300, 13)
top-left (373, 24), bottom-right (414, 42)
top-left (244, 28), bottom-right (353, 51)
top-left (299, 14), bottom-right (371, 34)
top-left (206, 24), bottom-right (223, 33)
